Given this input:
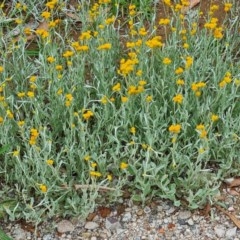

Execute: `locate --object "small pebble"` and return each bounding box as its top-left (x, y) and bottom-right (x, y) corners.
top-left (122, 212), bottom-right (132, 222)
top-left (187, 218), bottom-right (194, 226)
top-left (214, 225), bottom-right (226, 238)
top-left (143, 206), bottom-right (151, 214)
top-left (178, 211), bottom-right (191, 220)
top-left (84, 221), bottom-right (99, 230)
top-left (226, 227), bottom-right (237, 238)
top-left (57, 220), bottom-right (74, 233)
top-left (136, 209), bottom-right (143, 216)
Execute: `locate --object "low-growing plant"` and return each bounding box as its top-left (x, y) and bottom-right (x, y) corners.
top-left (0, 0), bottom-right (239, 223)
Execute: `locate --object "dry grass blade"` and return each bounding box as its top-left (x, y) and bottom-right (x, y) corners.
top-left (215, 205), bottom-right (240, 229)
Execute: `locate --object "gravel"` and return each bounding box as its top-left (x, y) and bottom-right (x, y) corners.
top-left (1, 196), bottom-right (240, 240)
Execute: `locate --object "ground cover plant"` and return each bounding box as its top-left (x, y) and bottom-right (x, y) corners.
top-left (0, 0), bottom-right (240, 223)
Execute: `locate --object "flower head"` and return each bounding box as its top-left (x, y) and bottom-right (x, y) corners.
top-left (168, 124), bottom-right (181, 134)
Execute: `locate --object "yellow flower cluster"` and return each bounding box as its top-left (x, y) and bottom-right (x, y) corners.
top-left (97, 43), bottom-right (111, 50)
top-left (224, 3), bottom-right (232, 12)
top-left (112, 82), bottom-right (121, 92)
top-left (145, 36), bottom-right (163, 48)
top-left (219, 72), bottom-right (232, 88)
top-left (159, 18), bottom-right (170, 25)
top-left (82, 110), bottom-right (94, 120)
top-left (72, 42), bottom-right (89, 52)
top-left (79, 31), bottom-right (92, 41)
top-left (196, 124), bottom-right (207, 139)
top-left (204, 18), bottom-right (223, 39)
top-left (129, 4), bottom-right (136, 16)
top-left (118, 52), bottom-right (139, 76)
top-left (191, 81), bottom-right (207, 97)
top-left (65, 93), bottom-right (73, 107)
top-left (126, 39), bottom-right (142, 48)
top-left (185, 56), bottom-right (193, 69)
top-left (29, 128), bottom-right (39, 145)
top-left (127, 80), bottom-right (146, 95)
top-left (46, 0), bottom-right (58, 9)
top-left (36, 29), bottom-right (49, 39)
top-left (172, 93), bottom-right (183, 104)
top-left (90, 171), bottom-right (102, 177)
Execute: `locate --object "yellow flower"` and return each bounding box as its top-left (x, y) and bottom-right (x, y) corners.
top-left (196, 124), bottom-right (205, 131)
top-left (159, 18), bottom-right (170, 25)
top-left (57, 89), bottom-right (62, 95)
top-left (46, 0), bottom-right (58, 9)
top-left (120, 162), bottom-right (128, 170)
top-left (29, 75), bottom-right (37, 82)
top-left (39, 184), bottom-right (47, 193)
top-left (176, 79), bottom-right (185, 85)
top-left (15, 18), bottom-right (23, 24)
top-left (163, 0), bottom-right (172, 7)
top-left (0, 116), bottom-right (3, 124)
top-left (27, 91), bottom-right (34, 98)
top-left (56, 65), bottom-right (63, 71)
top-left (63, 50), bottom-right (74, 58)
top-left (17, 121), bottom-right (25, 127)
top-left (146, 95), bottom-right (153, 102)
top-left (219, 80), bottom-right (227, 88)
top-left (84, 155), bottom-right (91, 161)
top-left (168, 124), bottom-right (181, 134)
top-left (112, 82), bottom-right (121, 92)
top-left (79, 31), bottom-right (92, 40)
top-left (41, 11), bottom-right (51, 19)
top-left (46, 159), bottom-right (54, 165)
top-left (30, 128), bottom-right (39, 137)
top-left (211, 114), bottom-right (219, 122)
top-left (47, 56), bottom-right (55, 63)
top-left (6, 110), bottom-right (14, 119)
top-left (172, 94), bottom-right (183, 104)
top-left (121, 96), bottom-right (128, 103)
top-left (12, 150), bottom-right (20, 157)
top-left (234, 79), bottom-right (240, 86)
top-left (185, 56), bottom-right (193, 69)
top-left (101, 96), bottom-right (108, 104)
top-left (105, 16), bottom-right (115, 25)
top-left (97, 43), bottom-right (111, 50)
top-left (183, 43), bottom-right (189, 49)
top-left (24, 27), bottom-right (31, 35)
top-left (138, 80), bottom-right (147, 86)
top-left (145, 36), bottom-right (163, 48)
top-left (129, 4), bottom-right (136, 16)
top-left (130, 127), bottom-right (136, 135)
top-left (107, 174), bottom-right (112, 181)
top-left (210, 5), bottom-right (219, 12)
top-left (35, 29), bottom-right (49, 38)
top-left (91, 162), bottom-right (97, 168)
top-left (213, 27), bottom-right (223, 39)
top-left (139, 27), bottom-right (147, 36)
top-left (82, 110), bottom-right (94, 120)
top-left (136, 70), bottom-right (142, 76)
top-left (224, 3), bottom-right (232, 12)
top-left (162, 57), bottom-right (172, 65)
top-left (72, 42), bottom-right (89, 51)
top-left (90, 171), bottom-right (102, 177)
top-left (0, 66), bottom-right (4, 73)
top-left (175, 67), bottom-right (184, 75)
top-left (200, 130), bottom-right (207, 139)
